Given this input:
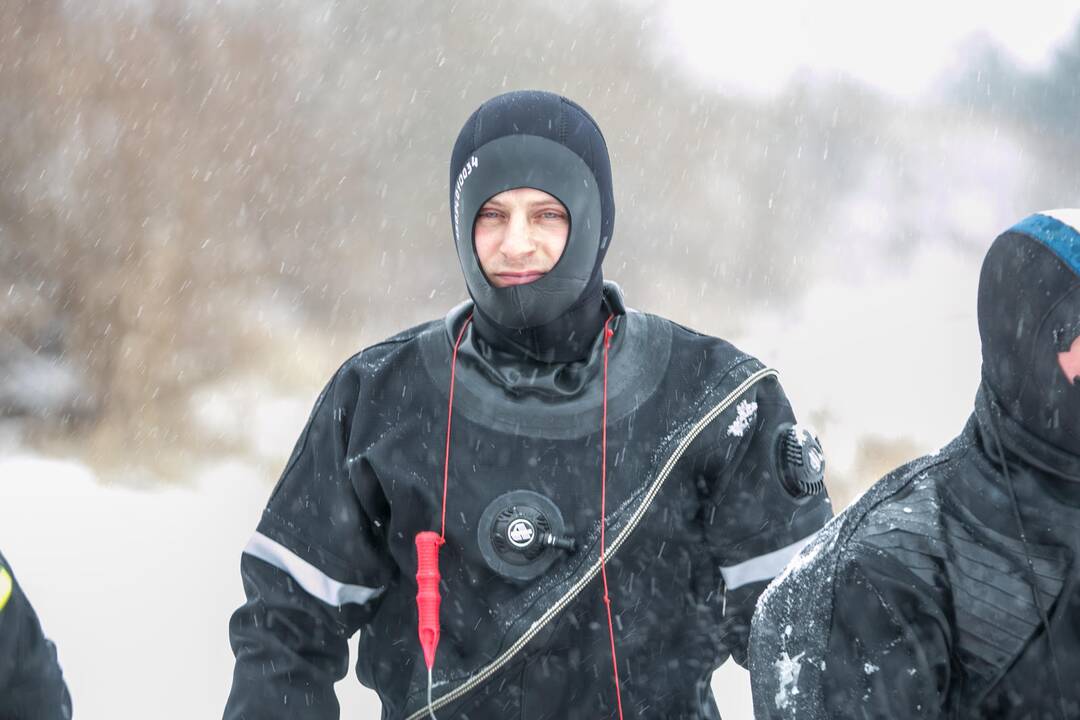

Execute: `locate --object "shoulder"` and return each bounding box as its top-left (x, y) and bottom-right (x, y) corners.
top-left (764, 438), bottom-right (965, 603)
top-left (331, 318), bottom-right (442, 384)
top-left (841, 438), bottom-right (972, 570)
top-left (286, 318), bottom-right (445, 420)
top-left (344, 318), bottom-right (440, 369)
top-left (650, 312), bottom-right (755, 362)
top-left (848, 471), bottom-right (948, 558)
top-left (642, 311), bottom-right (766, 386)
top-left (753, 446), bottom-right (963, 646)
top-left (813, 441), bottom-right (977, 616)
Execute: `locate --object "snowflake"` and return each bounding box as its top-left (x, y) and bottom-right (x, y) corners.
top-left (727, 400), bottom-right (758, 438)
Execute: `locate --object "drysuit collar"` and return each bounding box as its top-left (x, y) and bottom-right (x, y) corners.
top-left (423, 282), bottom-right (672, 442)
top-left (469, 275), bottom-right (607, 363)
top-left (445, 282), bottom-right (626, 395)
top-left (974, 384), bottom-right (1080, 483)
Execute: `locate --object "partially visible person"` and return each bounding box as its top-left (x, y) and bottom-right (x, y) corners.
top-left (0, 549), bottom-right (71, 719)
top-left (750, 209), bottom-right (1080, 719)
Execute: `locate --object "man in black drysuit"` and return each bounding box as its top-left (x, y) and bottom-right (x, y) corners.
top-left (750, 210), bottom-right (1080, 719)
top-left (224, 90), bottom-right (832, 720)
top-left (0, 550), bottom-right (71, 719)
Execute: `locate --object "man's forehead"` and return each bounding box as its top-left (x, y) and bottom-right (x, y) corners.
top-left (483, 187), bottom-right (564, 206)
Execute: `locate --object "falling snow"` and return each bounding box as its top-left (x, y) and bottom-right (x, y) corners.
top-left (4, 2), bottom-right (1080, 719)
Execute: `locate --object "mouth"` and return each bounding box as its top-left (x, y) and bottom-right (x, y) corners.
top-left (495, 271), bottom-right (546, 287)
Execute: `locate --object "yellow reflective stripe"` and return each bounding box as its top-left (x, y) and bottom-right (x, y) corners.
top-left (0, 568), bottom-right (11, 612)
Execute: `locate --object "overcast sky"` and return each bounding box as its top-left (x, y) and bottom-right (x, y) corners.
top-left (663, 1), bottom-right (1080, 97)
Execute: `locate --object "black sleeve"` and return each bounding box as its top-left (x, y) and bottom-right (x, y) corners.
top-left (822, 544), bottom-right (951, 719)
top-left (224, 365), bottom-right (396, 720)
top-left (700, 373), bottom-right (833, 668)
top-left (0, 551), bottom-right (72, 720)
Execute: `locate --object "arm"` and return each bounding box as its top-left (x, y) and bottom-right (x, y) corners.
top-left (0, 551), bottom-right (72, 719)
top-left (702, 374), bottom-right (833, 667)
top-left (822, 544), bottom-right (951, 719)
top-left (224, 365), bottom-right (396, 720)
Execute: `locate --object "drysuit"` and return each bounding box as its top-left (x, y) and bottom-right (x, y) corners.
top-left (750, 210), bottom-right (1080, 719)
top-left (0, 550), bottom-right (71, 720)
top-left (224, 90), bottom-right (832, 720)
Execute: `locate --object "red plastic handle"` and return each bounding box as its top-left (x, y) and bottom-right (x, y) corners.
top-left (415, 531), bottom-right (444, 670)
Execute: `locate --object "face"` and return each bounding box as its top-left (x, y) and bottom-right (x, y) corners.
top-left (1059, 334), bottom-right (1080, 385)
top-left (473, 187), bottom-right (569, 288)
top-left (1049, 291), bottom-right (1080, 387)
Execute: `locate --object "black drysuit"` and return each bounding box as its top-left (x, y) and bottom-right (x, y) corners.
top-left (750, 211), bottom-right (1080, 719)
top-left (0, 550), bottom-right (71, 720)
top-left (223, 287), bottom-right (832, 719)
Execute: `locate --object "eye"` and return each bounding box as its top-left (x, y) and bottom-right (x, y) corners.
top-left (477, 208), bottom-right (502, 220)
top-left (539, 209), bottom-right (567, 221)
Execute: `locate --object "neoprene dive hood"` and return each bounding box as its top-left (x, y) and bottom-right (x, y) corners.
top-left (449, 90), bottom-right (615, 362)
top-left (978, 209), bottom-right (1080, 463)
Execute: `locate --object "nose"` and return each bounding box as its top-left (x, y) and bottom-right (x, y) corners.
top-left (500, 211), bottom-right (535, 260)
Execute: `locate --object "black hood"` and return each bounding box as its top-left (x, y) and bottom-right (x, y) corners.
top-left (449, 90), bottom-right (615, 362)
top-left (977, 210), bottom-right (1080, 466)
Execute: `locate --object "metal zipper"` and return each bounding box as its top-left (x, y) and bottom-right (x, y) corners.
top-left (404, 366), bottom-right (779, 720)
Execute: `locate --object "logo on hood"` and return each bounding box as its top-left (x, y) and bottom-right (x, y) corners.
top-left (452, 155), bottom-right (480, 244)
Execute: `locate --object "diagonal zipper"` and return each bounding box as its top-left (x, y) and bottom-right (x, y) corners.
top-left (404, 366), bottom-right (779, 720)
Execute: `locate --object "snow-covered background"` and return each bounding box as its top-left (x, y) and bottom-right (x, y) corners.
top-left (2, 1), bottom-right (1078, 718)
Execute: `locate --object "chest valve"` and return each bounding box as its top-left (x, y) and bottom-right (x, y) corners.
top-left (478, 490), bottom-right (576, 582)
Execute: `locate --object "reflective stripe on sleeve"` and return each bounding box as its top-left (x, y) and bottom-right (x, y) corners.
top-left (719, 532), bottom-right (816, 590)
top-left (243, 531), bottom-right (385, 607)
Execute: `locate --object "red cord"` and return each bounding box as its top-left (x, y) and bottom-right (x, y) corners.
top-left (599, 314), bottom-right (625, 720)
top-left (441, 314), bottom-right (473, 540)
top-left (432, 311), bottom-right (624, 717)
top-left (417, 313), bottom-right (473, 675)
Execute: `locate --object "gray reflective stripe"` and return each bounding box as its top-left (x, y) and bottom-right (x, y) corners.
top-left (244, 531), bottom-right (385, 606)
top-left (720, 533), bottom-right (817, 590)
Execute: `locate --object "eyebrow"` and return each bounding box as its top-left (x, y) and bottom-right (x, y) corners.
top-left (479, 196), bottom-right (566, 211)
